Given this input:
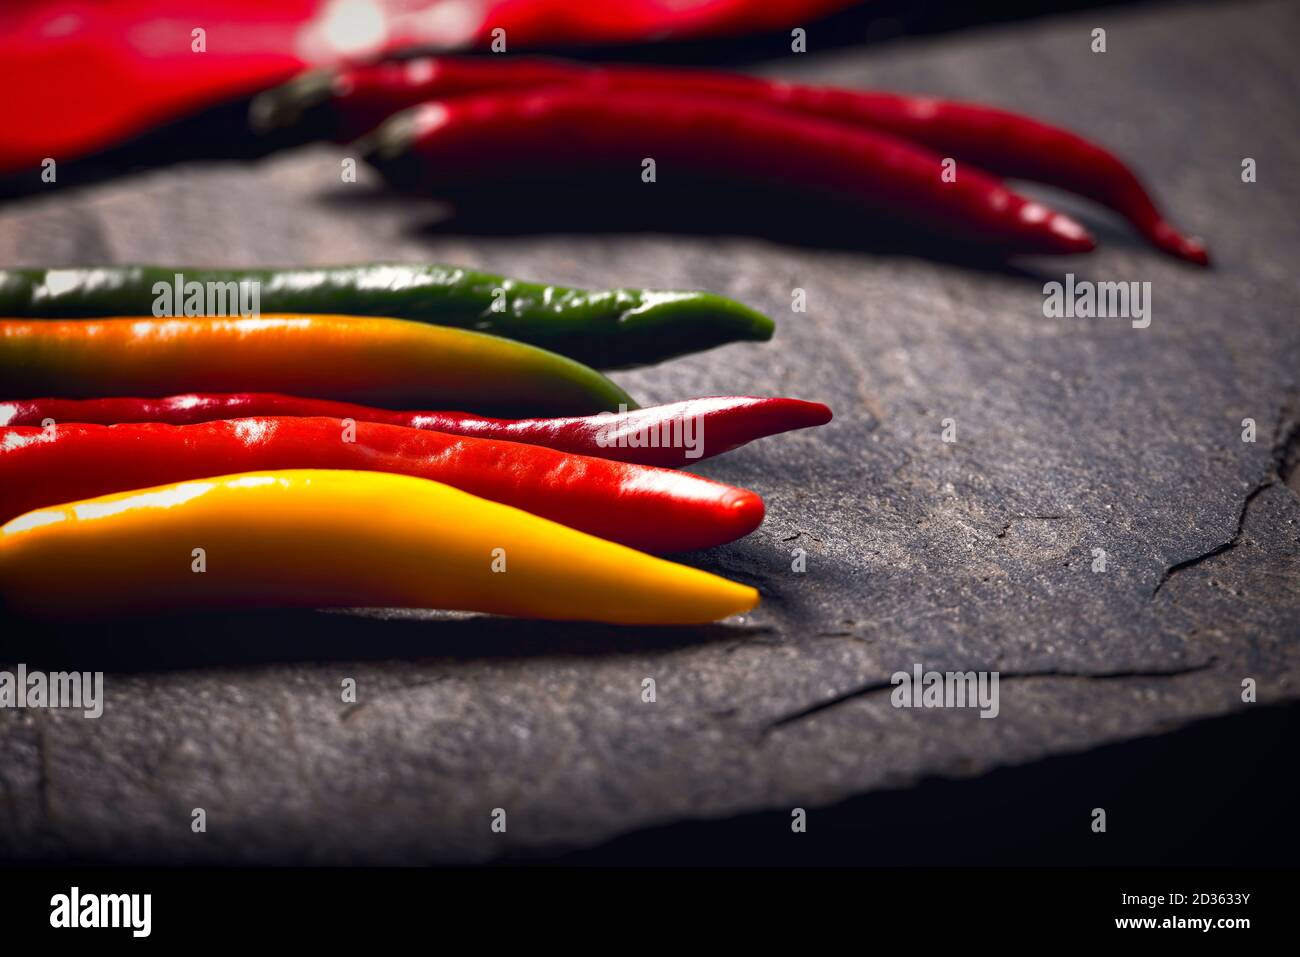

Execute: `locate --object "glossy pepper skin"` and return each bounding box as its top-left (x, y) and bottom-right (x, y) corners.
top-left (0, 315), bottom-right (634, 416)
top-left (0, 419), bottom-right (764, 553)
top-left (0, 469), bottom-right (760, 624)
top-left (0, 394), bottom-right (832, 468)
top-left (363, 89), bottom-right (1095, 257)
top-left (267, 55), bottom-right (1203, 265)
top-left (0, 265), bottom-right (775, 369)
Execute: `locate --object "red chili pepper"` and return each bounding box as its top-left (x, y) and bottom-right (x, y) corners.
top-left (363, 88), bottom-right (1096, 257)
top-left (0, 418), bottom-right (766, 554)
top-left (0, 0), bottom-right (855, 174)
top-left (0, 393), bottom-right (832, 469)
top-left (286, 55), bottom-right (1204, 265)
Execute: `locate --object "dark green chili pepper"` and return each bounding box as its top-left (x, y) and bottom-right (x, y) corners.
top-left (0, 265), bottom-right (774, 369)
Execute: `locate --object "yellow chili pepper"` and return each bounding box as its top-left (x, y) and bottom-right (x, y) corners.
top-left (0, 470), bottom-right (759, 624)
top-left (0, 315), bottom-right (635, 415)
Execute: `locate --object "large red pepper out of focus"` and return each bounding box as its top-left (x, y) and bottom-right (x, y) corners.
top-left (0, 0), bottom-right (857, 174)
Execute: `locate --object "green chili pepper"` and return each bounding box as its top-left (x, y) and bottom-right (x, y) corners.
top-left (0, 265), bottom-right (774, 369)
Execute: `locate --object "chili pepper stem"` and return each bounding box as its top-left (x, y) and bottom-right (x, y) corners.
top-left (248, 67), bottom-right (338, 133)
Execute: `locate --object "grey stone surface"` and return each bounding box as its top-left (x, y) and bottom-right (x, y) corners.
top-left (0, 0), bottom-right (1297, 863)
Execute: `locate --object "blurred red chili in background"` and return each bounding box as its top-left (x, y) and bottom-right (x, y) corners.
top-left (268, 55), bottom-right (1205, 265)
top-left (0, 0), bottom-right (858, 174)
top-left (362, 87), bottom-right (1097, 256)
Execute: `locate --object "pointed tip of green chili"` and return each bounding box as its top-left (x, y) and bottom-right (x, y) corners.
top-left (541, 343), bottom-right (641, 413)
top-left (591, 373), bottom-right (640, 413)
top-left (539, 290), bottom-right (777, 369)
top-left (625, 291), bottom-right (774, 343)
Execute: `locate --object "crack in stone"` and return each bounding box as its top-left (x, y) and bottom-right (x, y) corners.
top-left (763, 658), bottom-right (1216, 732)
top-left (1150, 393), bottom-right (1299, 597)
top-left (1151, 479), bottom-right (1274, 597)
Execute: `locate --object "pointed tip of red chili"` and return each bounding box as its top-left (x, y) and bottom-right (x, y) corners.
top-left (731, 396), bottom-right (833, 434)
top-left (1045, 211), bottom-right (1097, 254)
top-left (789, 399), bottom-right (834, 427)
top-left (683, 397), bottom-right (832, 465)
top-left (721, 488), bottom-right (766, 541)
top-left (707, 395), bottom-right (831, 422)
top-left (1150, 220), bottom-right (1211, 267)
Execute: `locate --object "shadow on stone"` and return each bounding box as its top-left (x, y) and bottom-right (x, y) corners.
top-left (0, 606), bottom-right (767, 674)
